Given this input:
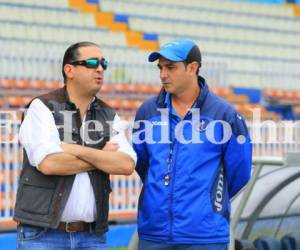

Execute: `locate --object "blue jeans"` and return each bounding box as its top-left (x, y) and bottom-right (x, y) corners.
top-left (16, 224), bottom-right (108, 250)
top-left (138, 239), bottom-right (228, 250)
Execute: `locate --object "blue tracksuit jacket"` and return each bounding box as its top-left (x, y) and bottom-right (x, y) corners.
top-left (132, 76), bottom-right (252, 244)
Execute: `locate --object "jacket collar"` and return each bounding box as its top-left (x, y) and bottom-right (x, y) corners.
top-left (156, 75), bottom-right (209, 109)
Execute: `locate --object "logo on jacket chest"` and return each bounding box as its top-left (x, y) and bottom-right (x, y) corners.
top-left (195, 119), bottom-right (209, 132)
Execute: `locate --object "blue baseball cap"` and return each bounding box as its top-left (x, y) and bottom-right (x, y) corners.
top-left (148, 38), bottom-right (201, 64)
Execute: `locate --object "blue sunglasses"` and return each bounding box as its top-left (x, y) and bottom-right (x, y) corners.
top-left (70, 58), bottom-right (108, 70)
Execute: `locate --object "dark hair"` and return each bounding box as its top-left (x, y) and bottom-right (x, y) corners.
top-left (185, 45), bottom-right (202, 75)
top-left (62, 41), bottom-right (100, 84)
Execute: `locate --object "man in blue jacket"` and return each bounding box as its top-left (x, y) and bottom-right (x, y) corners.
top-left (132, 39), bottom-right (252, 250)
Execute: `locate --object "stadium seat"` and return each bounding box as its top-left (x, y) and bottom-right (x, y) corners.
top-left (103, 99), bottom-right (123, 110)
top-left (210, 87), bottom-right (233, 98)
top-left (0, 80), bottom-right (17, 89)
top-left (235, 239), bottom-right (256, 249)
top-left (226, 94), bottom-right (249, 104)
top-left (6, 96), bottom-right (24, 108)
top-left (233, 103), bottom-right (279, 120)
top-left (294, 106), bottom-right (300, 118)
top-left (112, 83), bottom-right (131, 93)
top-left (281, 233), bottom-right (300, 250)
top-left (254, 236), bottom-right (281, 250)
top-left (264, 89), bottom-right (300, 105)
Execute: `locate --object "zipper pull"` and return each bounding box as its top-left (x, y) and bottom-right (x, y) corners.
top-left (164, 174), bottom-right (170, 186)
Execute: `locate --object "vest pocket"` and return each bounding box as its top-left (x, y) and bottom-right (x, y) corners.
top-left (19, 184), bottom-right (55, 215)
top-left (18, 172), bottom-right (57, 215)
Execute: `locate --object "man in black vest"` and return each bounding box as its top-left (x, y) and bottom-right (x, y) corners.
top-left (14, 42), bottom-right (136, 250)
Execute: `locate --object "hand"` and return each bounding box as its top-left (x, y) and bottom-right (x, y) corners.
top-left (102, 142), bottom-right (119, 152)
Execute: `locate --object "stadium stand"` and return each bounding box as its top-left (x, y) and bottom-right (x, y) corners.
top-left (1, 0), bottom-right (299, 122)
top-left (1, 0), bottom-right (300, 249)
top-left (99, 0), bottom-right (300, 88)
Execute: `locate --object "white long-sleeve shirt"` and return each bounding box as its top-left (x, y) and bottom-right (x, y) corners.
top-left (19, 98), bottom-right (136, 222)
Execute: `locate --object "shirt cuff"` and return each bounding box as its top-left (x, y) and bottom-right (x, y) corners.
top-left (30, 142), bottom-right (63, 167)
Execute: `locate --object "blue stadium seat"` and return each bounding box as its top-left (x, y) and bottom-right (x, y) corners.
top-left (281, 233), bottom-right (300, 250)
top-left (254, 236), bottom-right (281, 250)
top-left (235, 239), bottom-right (255, 249)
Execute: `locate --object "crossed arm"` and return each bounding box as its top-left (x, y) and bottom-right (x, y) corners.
top-left (38, 152), bottom-right (94, 176)
top-left (39, 142), bottom-right (135, 176)
top-left (20, 99), bottom-right (136, 177)
top-left (60, 143), bottom-right (134, 175)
